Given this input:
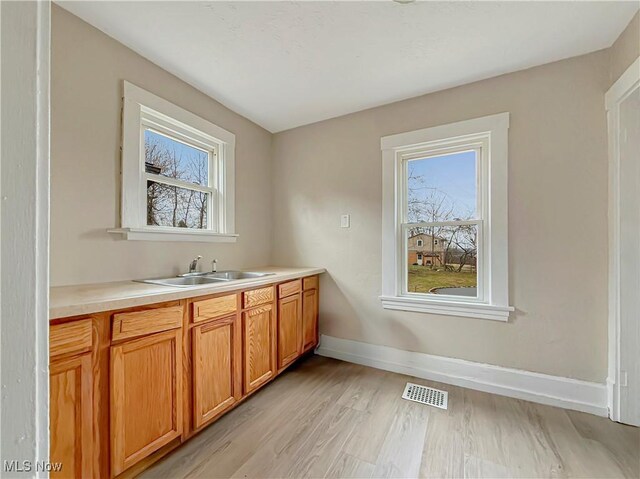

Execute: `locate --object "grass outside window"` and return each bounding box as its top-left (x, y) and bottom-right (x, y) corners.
top-left (407, 265), bottom-right (476, 294)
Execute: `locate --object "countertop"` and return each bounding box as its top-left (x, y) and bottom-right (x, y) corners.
top-left (50, 266), bottom-right (325, 320)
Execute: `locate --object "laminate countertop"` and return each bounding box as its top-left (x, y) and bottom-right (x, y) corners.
top-left (50, 266), bottom-right (325, 320)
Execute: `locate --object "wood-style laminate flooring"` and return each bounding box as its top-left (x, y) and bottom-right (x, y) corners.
top-left (141, 356), bottom-right (639, 479)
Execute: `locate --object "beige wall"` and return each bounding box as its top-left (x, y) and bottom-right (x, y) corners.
top-left (272, 51), bottom-right (611, 382)
top-left (52, 3), bottom-right (636, 382)
top-left (51, 5), bottom-right (273, 286)
top-left (609, 11), bottom-right (639, 86)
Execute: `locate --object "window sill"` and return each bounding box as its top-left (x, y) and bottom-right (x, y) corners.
top-left (107, 228), bottom-right (238, 243)
top-left (379, 295), bottom-right (513, 322)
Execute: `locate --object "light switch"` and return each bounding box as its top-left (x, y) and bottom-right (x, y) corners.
top-left (340, 214), bottom-right (350, 228)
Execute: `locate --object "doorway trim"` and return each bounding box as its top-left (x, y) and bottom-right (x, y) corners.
top-left (606, 56), bottom-right (639, 423)
top-left (0, 0), bottom-right (51, 469)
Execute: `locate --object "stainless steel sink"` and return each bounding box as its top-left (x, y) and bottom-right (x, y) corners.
top-left (136, 270), bottom-right (275, 287)
top-left (137, 276), bottom-right (228, 287)
top-left (205, 271), bottom-right (275, 280)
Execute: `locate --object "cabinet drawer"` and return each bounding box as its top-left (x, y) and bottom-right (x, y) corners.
top-left (50, 320), bottom-right (92, 358)
top-left (112, 306), bottom-right (183, 341)
top-left (193, 294), bottom-right (237, 323)
top-left (243, 287), bottom-right (274, 309)
top-left (278, 279), bottom-right (301, 298)
top-left (303, 275), bottom-right (318, 291)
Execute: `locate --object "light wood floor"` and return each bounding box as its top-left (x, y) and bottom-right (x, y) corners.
top-left (141, 356), bottom-right (639, 479)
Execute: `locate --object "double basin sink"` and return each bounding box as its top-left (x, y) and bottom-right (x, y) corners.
top-left (137, 270), bottom-right (275, 288)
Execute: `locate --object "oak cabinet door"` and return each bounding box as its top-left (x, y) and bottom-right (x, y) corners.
top-left (110, 329), bottom-right (183, 476)
top-left (50, 354), bottom-right (93, 479)
top-left (192, 316), bottom-right (241, 429)
top-left (242, 305), bottom-right (276, 394)
top-left (302, 288), bottom-right (318, 352)
top-left (277, 293), bottom-right (302, 370)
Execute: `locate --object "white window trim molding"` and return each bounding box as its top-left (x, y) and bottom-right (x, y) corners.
top-left (380, 112), bottom-right (513, 322)
top-left (108, 81), bottom-right (237, 243)
top-left (107, 227), bottom-right (239, 243)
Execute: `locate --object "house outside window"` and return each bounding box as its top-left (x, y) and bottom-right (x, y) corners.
top-left (380, 113), bottom-right (513, 321)
top-left (109, 81), bottom-right (237, 243)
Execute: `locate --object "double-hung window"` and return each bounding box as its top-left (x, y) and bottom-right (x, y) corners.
top-left (380, 113), bottom-right (512, 321)
top-left (110, 81), bottom-right (237, 242)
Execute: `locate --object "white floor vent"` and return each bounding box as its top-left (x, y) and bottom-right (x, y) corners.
top-left (402, 382), bottom-right (448, 409)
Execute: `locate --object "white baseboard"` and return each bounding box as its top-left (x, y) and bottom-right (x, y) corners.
top-left (316, 335), bottom-right (608, 417)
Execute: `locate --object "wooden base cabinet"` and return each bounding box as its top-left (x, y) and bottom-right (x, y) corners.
top-left (276, 276), bottom-right (320, 371)
top-left (50, 354), bottom-right (93, 479)
top-left (192, 316), bottom-right (242, 429)
top-left (110, 329), bottom-right (183, 476)
top-left (49, 274), bottom-right (321, 478)
top-left (242, 304), bottom-right (276, 394)
top-left (302, 288), bottom-right (318, 352)
top-left (49, 319), bottom-right (94, 479)
top-left (277, 293), bottom-right (302, 370)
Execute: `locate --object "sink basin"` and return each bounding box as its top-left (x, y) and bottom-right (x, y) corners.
top-left (136, 270), bottom-right (275, 287)
top-left (206, 270), bottom-right (276, 280)
top-left (137, 276), bottom-right (228, 288)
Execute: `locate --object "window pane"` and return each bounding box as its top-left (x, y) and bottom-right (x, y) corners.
top-left (146, 180), bottom-right (208, 229)
top-left (406, 225), bottom-right (478, 297)
top-left (144, 129), bottom-right (209, 186)
top-left (407, 150), bottom-right (477, 222)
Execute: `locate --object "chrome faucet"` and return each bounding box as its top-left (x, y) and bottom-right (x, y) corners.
top-left (211, 259), bottom-right (218, 273)
top-left (188, 255), bottom-right (202, 274)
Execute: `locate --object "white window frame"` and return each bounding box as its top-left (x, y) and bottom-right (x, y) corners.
top-left (380, 113), bottom-right (513, 321)
top-left (416, 239), bottom-right (423, 247)
top-left (108, 81), bottom-right (237, 242)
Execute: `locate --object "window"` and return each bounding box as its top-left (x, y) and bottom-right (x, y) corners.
top-left (380, 113), bottom-right (512, 321)
top-left (406, 149), bottom-right (478, 297)
top-left (417, 239), bottom-right (423, 247)
top-left (109, 81), bottom-right (237, 242)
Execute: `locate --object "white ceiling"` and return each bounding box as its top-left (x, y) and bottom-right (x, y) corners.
top-left (57, 1), bottom-right (638, 133)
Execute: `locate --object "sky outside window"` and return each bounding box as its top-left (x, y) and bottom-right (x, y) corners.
top-left (407, 150), bottom-right (477, 222)
top-left (144, 129), bottom-right (209, 186)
